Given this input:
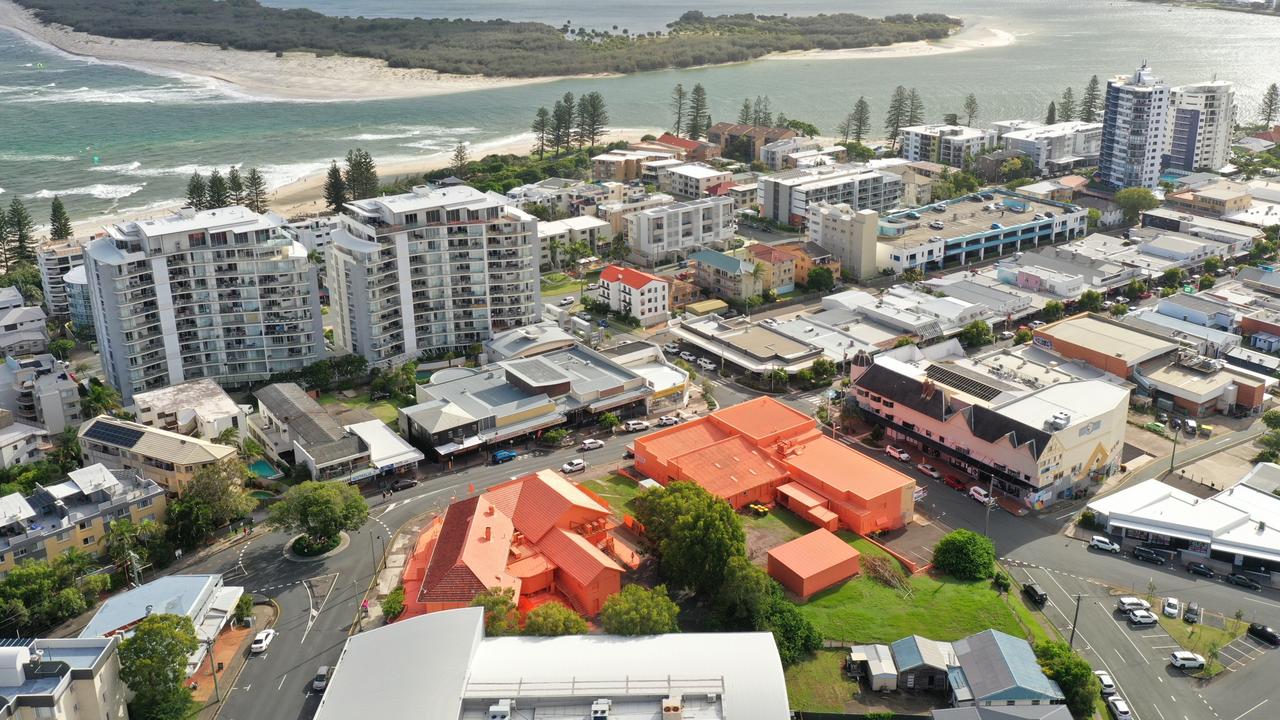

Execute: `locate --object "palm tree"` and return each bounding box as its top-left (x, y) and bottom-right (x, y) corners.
top-left (105, 518), bottom-right (160, 572)
top-left (213, 426), bottom-right (240, 447)
top-left (81, 380), bottom-right (122, 418)
top-left (548, 238), bottom-right (564, 270)
top-left (241, 437), bottom-right (265, 461)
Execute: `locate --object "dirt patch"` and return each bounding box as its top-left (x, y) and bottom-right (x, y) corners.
top-left (1176, 439), bottom-right (1259, 493)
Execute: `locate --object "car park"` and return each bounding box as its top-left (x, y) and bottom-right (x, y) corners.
top-left (1162, 597), bottom-right (1180, 618)
top-left (1186, 561), bottom-right (1215, 578)
top-left (1094, 670), bottom-right (1116, 696)
top-left (1116, 597), bottom-right (1151, 612)
top-left (931, 204), bottom-right (946, 213)
top-left (390, 477), bottom-right (419, 491)
top-left (884, 446), bottom-right (911, 462)
top-left (1128, 609), bottom-right (1158, 626)
top-left (679, 351), bottom-right (696, 362)
top-left (1107, 696), bottom-right (1132, 720)
top-left (1248, 623), bottom-right (1280, 646)
top-left (579, 438), bottom-right (605, 450)
top-left (1132, 546), bottom-right (1166, 565)
top-left (657, 416), bottom-right (680, 426)
top-left (623, 420), bottom-right (651, 432)
top-left (1022, 582), bottom-right (1048, 606)
top-left (968, 486), bottom-right (996, 506)
top-left (943, 475), bottom-right (967, 491)
top-left (928, 220), bottom-right (944, 230)
top-left (1169, 651), bottom-right (1205, 670)
top-left (1183, 602), bottom-right (1201, 624)
top-left (905, 211), bottom-right (922, 220)
top-left (491, 449), bottom-right (518, 464)
top-left (662, 342), bottom-right (680, 353)
top-left (1089, 536), bottom-right (1121, 553)
top-left (1227, 573), bottom-right (1262, 590)
top-left (980, 192), bottom-right (995, 201)
top-left (916, 463), bottom-right (942, 479)
top-left (312, 666), bottom-right (332, 691)
top-left (250, 629), bottom-right (276, 653)
top-left (560, 458), bottom-right (586, 474)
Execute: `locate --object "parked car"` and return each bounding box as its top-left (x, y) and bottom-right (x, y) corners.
top-left (1022, 582), bottom-right (1048, 606)
top-left (312, 666), bottom-right (332, 691)
top-left (980, 192), bottom-right (995, 201)
top-left (586, 283), bottom-right (598, 291)
top-left (990, 223), bottom-right (1004, 230)
top-left (679, 351), bottom-right (696, 362)
top-left (1094, 670), bottom-right (1116, 696)
top-left (559, 296), bottom-right (575, 306)
top-left (761, 317), bottom-right (778, 326)
top-left (1162, 597), bottom-right (1181, 618)
top-left (579, 438), bottom-right (605, 451)
top-left (1171, 417), bottom-right (1183, 431)
top-left (968, 486), bottom-right (995, 506)
top-left (998, 330), bottom-right (1015, 340)
top-left (943, 475), bottom-right (967, 491)
top-left (1246, 623), bottom-right (1280, 646)
top-left (1089, 536), bottom-right (1121, 553)
top-left (623, 420), bottom-right (651, 432)
top-left (1184, 418), bottom-right (1198, 435)
top-left (1184, 602), bottom-right (1201, 624)
top-left (250, 629), bottom-right (276, 654)
top-left (1128, 609), bottom-right (1158, 626)
top-left (491, 449), bottom-right (518, 464)
top-left (560, 458), bottom-right (586, 474)
top-left (696, 358), bottom-right (717, 371)
top-left (390, 477), bottom-right (419, 492)
top-left (1132, 546), bottom-right (1166, 565)
top-left (1116, 597), bottom-right (1151, 613)
top-left (656, 416), bottom-right (680, 427)
top-left (1186, 562), bottom-right (1215, 578)
top-left (1227, 573), bottom-right (1262, 591)
top-left (623, 445), bottom-right (635, 459)
top-left (905, 211), bottom-right (922, 220)
top-left (1169, 651), bottom-right (1205, 670)
top-left (662, 342), bottom-right (680, 354)
top-left (916, 463), bottom-right (942, 479)
top-left (1029, 320), bottom-right (1045, 328)
top-left (1107, 696), bottom-right (1132, 720)
top-left (928, 220), bottom-right (944, 230)
top-left (575, 311), bottom-right (592, 321)
top-left (884, 445), bottom-right (911, 462)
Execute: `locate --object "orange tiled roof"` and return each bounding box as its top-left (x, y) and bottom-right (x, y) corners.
top-left (417, 496), bottom-right (518, 604)
top-left (510, 470), bottom-right (610, 542)
top-left (537, 528), bottom-right (624, 586)
top-left (656, 133), bottom-right (700, 152)
top-left (673, 435), bottom-right (789, 500)
top-left (635, 416), bottom-right (733, 462)
top-left (767, 528), bottom-right (860, 579)
top-left (783, 434), bottom-right (915, 500)
top-left (600, 264), bottom-right (665, 291)
top-left (710, 396), bottom-right (814, 443)
top-left (747, 243), bottom-right (795, 265)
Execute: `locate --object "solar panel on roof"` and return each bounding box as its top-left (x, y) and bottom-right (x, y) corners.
top-left (925, 364), bottom-right (1004, 402)
top-left (82, 421), bottom-right (146, 449)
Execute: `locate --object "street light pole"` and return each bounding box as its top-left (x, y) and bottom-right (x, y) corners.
top-left (1168, 422), bottom-right (1180, 475)
top-left (1069, 593), bottom-right (1083, 649)
top-left (206, 638), bottom-right (220, 702)
top-left (984, 474), bottom-right (995, 538)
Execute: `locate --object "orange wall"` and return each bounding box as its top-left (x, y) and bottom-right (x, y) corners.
top-left (768, 553), bottom-right (860, 600)
top-left (1242, 315), bottom-right (1280, 338)
top-left (557, 568), bottom-right (621, 615)
top-left (1034, 331), bottom-right (1134, 377)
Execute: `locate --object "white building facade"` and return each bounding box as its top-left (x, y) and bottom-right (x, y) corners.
top-left (596, 265), bottom-right (671, 327)
top-left (899, 125), bottom-right (995, 167)
top-left (1001, 121), bottom-right (1104, 174)
top-left (759, 164), bottom-right (903, 226)
top-left (1099, 63), bottom-right (1171, 190)
top-left (1165, 81), bottom-right (1236, 173)
top-left (659, 163), bottom-right (733, 199)
top-left (625, 196), bottom-right (736, 267)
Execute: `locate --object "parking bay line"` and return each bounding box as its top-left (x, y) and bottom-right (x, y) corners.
top-left (1232, 699), bottom-right (1269, 720)
top-left (1102, 602), bottom-right (1150, 664)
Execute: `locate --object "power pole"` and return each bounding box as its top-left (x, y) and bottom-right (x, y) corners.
top-left (1069, 593), bottom-right (1083, 648)
top-left (1168, 423), bottom-right (1180, 474)
top-left (206, 638), bottom-right (221, 702)
top-left (984, 474), bottom-right (995, 538)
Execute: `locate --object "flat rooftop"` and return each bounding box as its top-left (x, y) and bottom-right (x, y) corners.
top-left (1038, 315), bottom-right (1176, 364)
top-left (882, 195), bottom-right (1076, 252)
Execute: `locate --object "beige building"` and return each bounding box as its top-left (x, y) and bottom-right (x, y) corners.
top-left (591, 149), bottom-right (675, 182)
top-left (36, 239), bottom-right (86, 319)
top-left (807, 202), bottom-right (880, 281)
top-left (78, 415), bottom-right (237, 495)
top-left (130, 378), bottom-right (245, 440)
top-left (0, 638), bottom-right (129, 720)
top-left (688, 250), bottom-right (766, 302)
top-left (659, 163), bottom-right (733, 199)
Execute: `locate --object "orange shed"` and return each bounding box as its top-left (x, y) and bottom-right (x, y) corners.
top-left (767, 529), bottom-right (861, 600)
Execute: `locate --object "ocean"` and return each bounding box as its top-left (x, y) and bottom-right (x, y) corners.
top-left (2, 0), bottom-right (1280, 222)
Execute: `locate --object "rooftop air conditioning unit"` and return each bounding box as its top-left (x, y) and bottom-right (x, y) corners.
top-left (661, 697), bottom-right (684, 720)
top-left (488, 699), bottom-right (513, 720)
top-left (591, 699), bottom-right (612, 719)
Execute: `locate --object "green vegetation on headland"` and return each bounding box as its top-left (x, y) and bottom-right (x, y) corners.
top-left (12, 1), bottom-right (961, 77)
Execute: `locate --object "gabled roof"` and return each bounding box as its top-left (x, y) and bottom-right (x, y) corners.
top-left (537, 528), bottom-right (623, 586)
top-left (890, 635), bottom-right (956, 672)
top-left (655, 133), bottom-right (700, 152)
top-left (747, 243), bottom-right (795, 265)
top-left (767, 529), bottom-right (860, 579)
top-left (600, 264), bottom-right (665, 291)
top-left (417, 497), bottom-right (517, 604)
top-left (508, 470), bottom-right (609, 542)
top-left (952, 630), bottom-right (1065, 703)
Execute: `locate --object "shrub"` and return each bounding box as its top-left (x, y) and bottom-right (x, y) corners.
top-left (381, 586), bottom-right (405, 621)
top-left (933, 529), bottom-right (996, 580)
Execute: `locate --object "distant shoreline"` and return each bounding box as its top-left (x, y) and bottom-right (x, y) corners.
top-left (762, 26), bottom-right (1017, 63)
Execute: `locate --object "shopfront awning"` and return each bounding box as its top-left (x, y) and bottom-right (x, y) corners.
top-left (434, 436), bottom-right (483, 456)
top-left (1107, 516), bottom-right (1213, 545)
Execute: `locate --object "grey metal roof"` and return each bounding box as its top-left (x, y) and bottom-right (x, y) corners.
top-left (931, 707), bottom-right (1072, 720)
top-left (952, 630), bottom-right (1064, 703)
top-left (80, 575), bottom-right (220, 638)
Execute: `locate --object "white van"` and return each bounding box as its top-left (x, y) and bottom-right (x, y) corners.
top-left (1115, 596), bottom-right (1150, 613)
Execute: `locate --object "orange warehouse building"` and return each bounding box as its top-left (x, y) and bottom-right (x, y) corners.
top-left (399, 469), bottom-right (628, 620)
top-left (768, 529), bottom-right (861, 599)
top-left (634, 396), bottom-right (915, 535)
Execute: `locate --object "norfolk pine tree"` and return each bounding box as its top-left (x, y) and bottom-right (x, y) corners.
top-left (1080, 75), bottom-right (1102, 122)
top-left (227, 166), bottom-right (245, 205)
top-left (49, 197), bottom-right (73, 241)
top-left (323, 161), bottom-right (348, 213)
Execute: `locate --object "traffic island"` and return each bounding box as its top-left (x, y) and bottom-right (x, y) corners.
top-left (283, 531), bottom-right (351, 562)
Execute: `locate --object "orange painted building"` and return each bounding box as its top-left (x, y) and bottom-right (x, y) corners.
top-left (633, 397), bottom-right (915, 535)
top-left (399, 469), bottom-right (625, 620)
top-left (767, 529), bottom-right (861, 599)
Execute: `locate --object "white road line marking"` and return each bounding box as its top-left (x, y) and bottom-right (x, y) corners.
top-left (1232, 699), bottom-right (1269, 720)
top-left (1152, 705), bottom-right (1166, 720)
top-left (277, 675), bottom-right (287, 691)
top-left (1102, 602), bottom-right (1150, 663)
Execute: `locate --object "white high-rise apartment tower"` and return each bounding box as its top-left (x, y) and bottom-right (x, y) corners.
top-left (84, 207), bottom-right (324, 401)
top-left (1164, 80), bottom-right (1236, 173)
top-left (326, 185), bottom-right (541, 366)
top-left (1099, 63), bottom-right (1171, 190)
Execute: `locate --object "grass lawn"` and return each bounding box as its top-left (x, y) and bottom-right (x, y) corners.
top-left (316, 391), bottom-right (401, 425)
top-left (540, 269), bottom-right (601, 297)
top-left (581, 473), bottom-right (645, 515)
top-left (785, 649), bottom-right (858, 712)
top-left (1157, 615), bottom-right (1243, 676)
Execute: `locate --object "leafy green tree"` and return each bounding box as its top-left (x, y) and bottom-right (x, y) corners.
top-left (165, 497), bottom-right (215, 552)
top-left (531, 107), bottom-right (552, 159)
top-left (1203, 256), bottom-right (1223, 274)
top-left (80, 377), bottom-right (123, 418)
top-left (806, 265), bottom-right (835, 292)
top-left (785, 119), bottom-right (820, 138)
top-left (598, 411), bottom-right (621, 432)
top-left (714, 557), bottom-right (819, 665)
top-left (633, 481), bottom-right (745, 594)
top-left (471, 588), bottom-right (520, 636)
top-left (227, 166), bottom-right (245, 206)
top-left (1087, 207), bottom-right (1102, 230)
top-left (762, 595), bottom-right (822, 665)
top-left (343, 149), bottom-right (379, 201)
top-left (7, 199), bottom-right (35, 264)
top-left (1044, 101), bottom-right (1057, 124)
top-left (381, 586), bottom-right (405, 621)
top-left (243, 168), bottom-right (268, 213)
top-left (49, 197), bottom-right (73, 241)
top-left (119, 614), bottom-right (199, 720)
top-left (1014, 328), bottom-right (1032, 344)
top-left (1035, 641), bottom-right (1100, 719)
top-left (1109, 303), bottom-right (1128, 317)
top-left (1076, 289), bottom-right (1104, 312)
top-left (323, 160), bottom-right (348, 213)
top-left (1260, 83), bottom-right (1279, 126)
top-left (451, 142), bottom-right (470, 178)
top-left (48, 338), bottom-right (74, 360)
top-left (105, 518), bottom-right (161, 572)
top-left (185, 172), bottom-right (207, 210)
top-left (186, 461), bottom-right (258, 526)
top-left (963, 93), bottom-right (979, 126)
top-left (751, 95), bottom-right (773, 127)
top-left (234, 593), bottom-right (254, 623)
top-left (1080, 75), bottom-right (1101, 123)
top-left (205, 168), bottom-right (230, 208)
top-left (957, 320), bottom-right (994, 348)
top-left (1161, 267), bottom-right (1186, 288)
top-left (523, 602), bottom-right (588, 636)
top-left (1199, 275), bottom-right (1215, 290)
top-left (551, 93), bottom-right (575, 154)
top-left (1043, 300), bottom-right (1065, 321)
top-left (737, 97), bottom-right (753, 125)
top-left (268, 480), bottom-right (367, 546)
top-left (851, 96), bottom-right (871, 143)
top-left (600, 584), bottom-right (680, 635)
top-left (687, 84), bottom-right (710, 140)
top-left (1115, 187), bottom-right (1159, 224)
top-left (933, 529), bottom-right (996, 580)
top-left (1058, 87), bottom-right (1076, 122)
top-left (1262, 408), bottom-right (1280, 431)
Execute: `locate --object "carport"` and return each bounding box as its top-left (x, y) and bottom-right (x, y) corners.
top-left (848, 644), bottom-right (897, 691)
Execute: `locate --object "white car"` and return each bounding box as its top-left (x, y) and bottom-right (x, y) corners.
top-left (884, 445), bottom-right (911, 462)
top-left (1094, 670), bottom-right (1116, 696)
top-left (1127, 609), bottom-right (1158, 626)
top-left (1107, 696), bottom-right (1132, 720)
top-left (579, 438), bottom-right (605, 451)
top-left (586, 283), bottom-right (598, 291)
top-left (998, 330), bottom-right (1015, 340)
top-left (761, 317), bottom-right (778, 326)
top-left (916, 463), bottom-right (942, 479)
top-left (679, 351), bottom-right (696, 362)
top-left (623, 420), bottom-right (651, 432)
top-left (1115, 597), bottom-right (1150, 613)
top-left (1162, 597), bottom-right (1181, 618)
top-left (250, 629), bottom-right (276, 654)
top-left (559, 296), bottom-right (575, 306)
top-left (560, 458), bottom-right (586, 473)
top-left (1089, 535), bottom-right (1121, 553)
top-left (662, 342), bottom-right (680, 354)
top-left (696, 358), bottom-right (717, 371)
top-left (968, 486), bottom-right (995, 506)
top-left (657, 416), bottom-right (680, 427)
top-left (1169, 651), bottom-right (1205, 670)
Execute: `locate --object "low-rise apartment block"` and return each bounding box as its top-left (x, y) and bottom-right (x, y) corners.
top-left (130, 378), bottom-right (244, 439)
top-left (537, 215), bottom-right (612, 271)
top-left (745, 243), bottom-right (796, 294)
top-left (1000, 121), bottom-right (1103, 174)
top-left (773, 240), bottom-right (842, 286)
top-left (0, 410), bottom-right (48, 470)
top-left (658, 163), bottom-right (733, 199)
top-left (591, 149), bottom-right (675, 181)
top-left (249, 383), bottom-right (370, 482)
top-left (596, 265), bottom-right (670, 327)
top-left (625, 196), bottom-right (736, 267)
top-left (504, 177), bottom-right (586, 215)
top-left (0, 304), bottom-right (49, 357)
top-left (760, 163), bottom-right (903, 226)
top-left (706, 122), bottom-right (798, 159)
top-left (84, 206), bottom-right (324, 401)
top-left (899, 124), bottom-right (995, 167)
top-left (0, 354), bottom-right (81, 433)
top-left (0, 637), bottom-right (129, 720)
top-left (807, 201), bottom-right (880, 281)
top-left (326, 185), bottom-right (541, 366)
top-left (688, 250), bottom-right (766, 302)
top-left (0, 464), bottom-right (164, 574)
top-left (36, 238), bottom-right (85, 318)
top-left (78, 415), bottom-right (237, 495)
top-left (595, 192), bottom-right (675, 236)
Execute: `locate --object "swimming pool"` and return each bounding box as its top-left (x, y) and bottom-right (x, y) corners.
top-left (248, 459), bottom-right (284, 481)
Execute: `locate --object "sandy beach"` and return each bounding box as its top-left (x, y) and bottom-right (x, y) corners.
top-left (0, 0), bottom-right (599, 102)
top-left (763, 26), bottom-right (1017, 62)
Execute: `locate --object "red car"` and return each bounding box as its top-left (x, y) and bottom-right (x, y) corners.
top-left (943, 475), bottom-right (967, 491)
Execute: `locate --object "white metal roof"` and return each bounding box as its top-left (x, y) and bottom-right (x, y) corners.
top-left (344, 420), bottom-right (424, 470)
